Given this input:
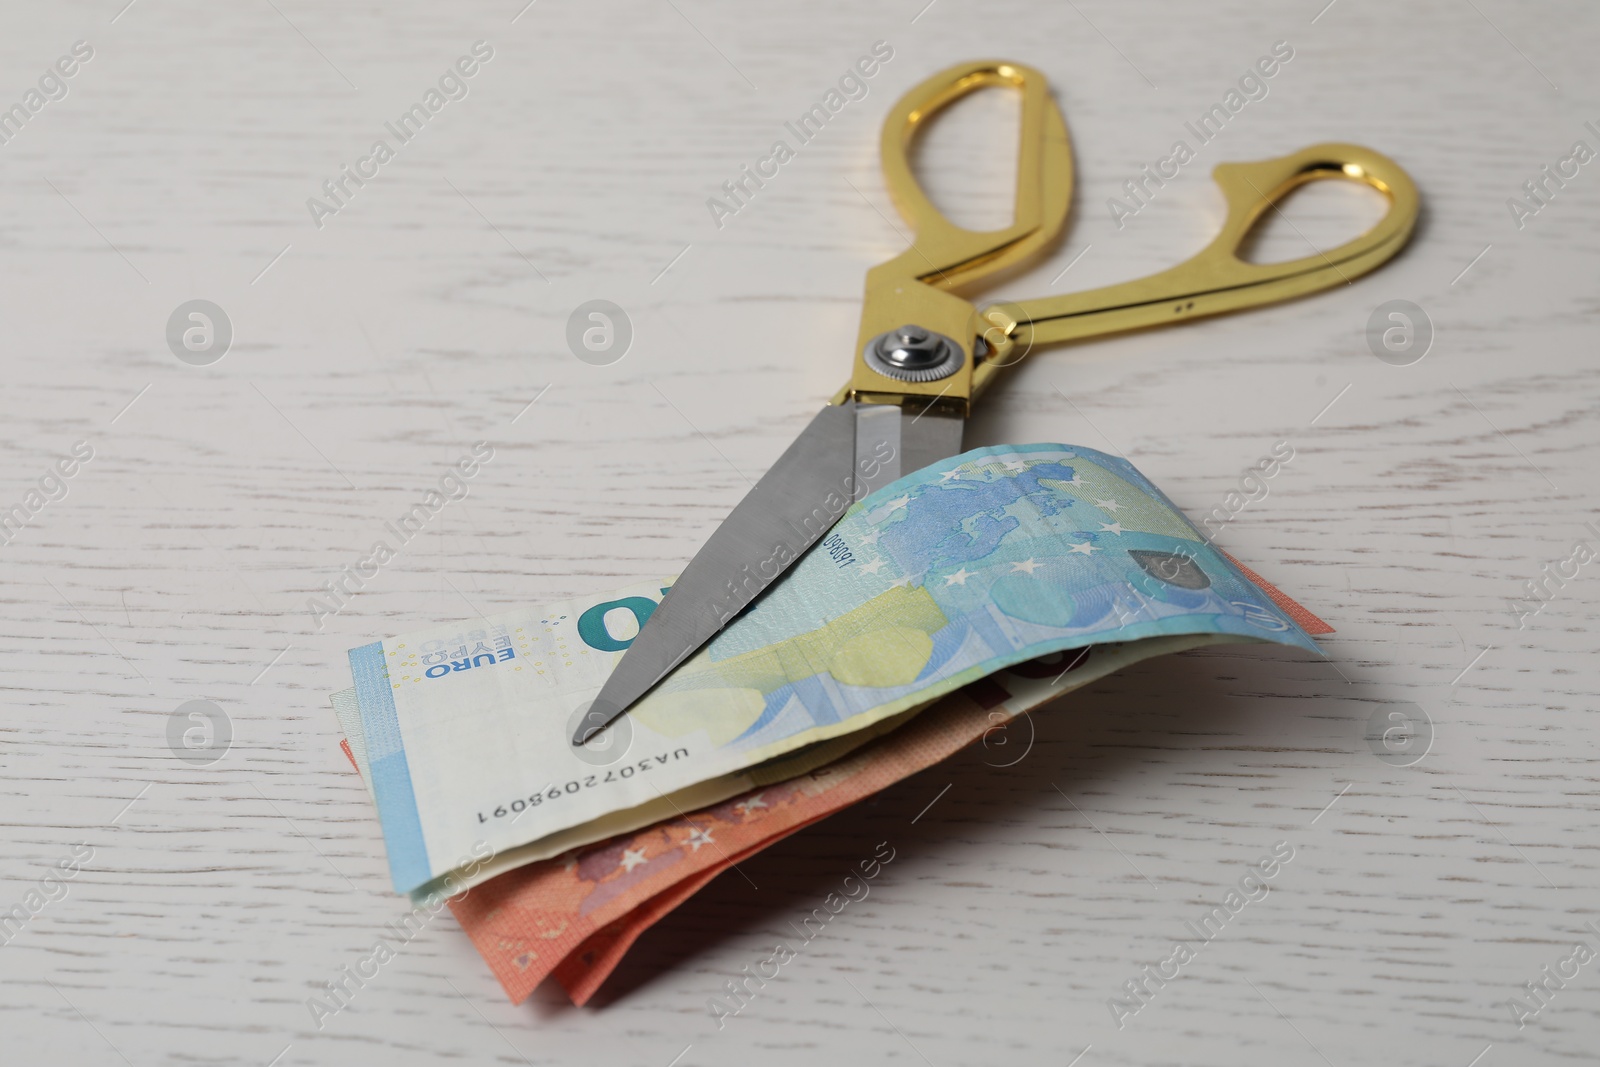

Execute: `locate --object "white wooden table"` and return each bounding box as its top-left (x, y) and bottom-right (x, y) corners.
top-left (3, 1), bottom-right (1597, 1064)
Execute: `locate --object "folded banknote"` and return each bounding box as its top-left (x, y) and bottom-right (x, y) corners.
top-left (344, 444), bottom-right (1321, 896)
top-left (334, 549), bottom-right (1328, 1003)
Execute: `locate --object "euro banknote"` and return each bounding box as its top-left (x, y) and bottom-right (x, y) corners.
top-left (333, 551), bottom-right (1329, 1003)
top-left (346, 443), bottom-right (1322, 896)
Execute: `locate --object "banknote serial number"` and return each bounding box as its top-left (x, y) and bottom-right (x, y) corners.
top-left (821, 532), bottom-right (856, 568)
top-left (476, 748), bottom-right (692, 823)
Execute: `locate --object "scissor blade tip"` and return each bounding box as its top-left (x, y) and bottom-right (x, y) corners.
top-left (571, 702), bottom-right (621, 747)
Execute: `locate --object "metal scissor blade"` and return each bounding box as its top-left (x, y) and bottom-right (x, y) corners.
top-left (576, 401), bottom-right (867, 744)
top-left (898, 402), bottom-right (966, 477)
top-left (574, 399), bottom-right (971, 745)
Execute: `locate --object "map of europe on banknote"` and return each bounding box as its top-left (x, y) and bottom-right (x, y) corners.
top-left (349, 443), bottom-right (1320, 895)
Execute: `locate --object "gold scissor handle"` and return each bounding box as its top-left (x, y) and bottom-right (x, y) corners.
top-left (847, 60), bottom-right (1073, 409)
top-left (876, 59), bottom-right (1072, 287)
top-left (975, 142), bottom-right (1420, 395)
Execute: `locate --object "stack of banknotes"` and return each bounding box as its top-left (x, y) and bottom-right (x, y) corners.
top-left (328, 443), bottom-right (1330, 1003)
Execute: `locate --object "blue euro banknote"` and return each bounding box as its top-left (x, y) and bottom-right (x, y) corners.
top-left (346, 443), bottom-right (1319, 895)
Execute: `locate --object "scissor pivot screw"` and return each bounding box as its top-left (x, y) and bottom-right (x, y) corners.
top-left (864, 324), bottom-right (962, 382)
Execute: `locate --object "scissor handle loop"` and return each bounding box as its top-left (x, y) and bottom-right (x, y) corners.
top-left (1192, 141), bottom-right (1418, 296)
top-left (977, 142), bottom-right (1420, 385)
top-left (876, 59), bottom-right (1072, 289)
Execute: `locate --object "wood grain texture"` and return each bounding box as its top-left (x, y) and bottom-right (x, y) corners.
top-left (1, 0), bottom-right (1596, 1064)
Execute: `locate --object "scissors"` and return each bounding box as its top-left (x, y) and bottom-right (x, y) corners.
top-left (574, 58), bottom-right (1419, 744)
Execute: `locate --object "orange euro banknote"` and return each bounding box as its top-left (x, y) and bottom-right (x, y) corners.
top-left (448, 555), bottom-right (1329, 1005)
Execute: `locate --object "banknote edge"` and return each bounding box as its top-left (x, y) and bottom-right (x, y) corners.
top-left (349, 642), bottom-right (434, 893)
